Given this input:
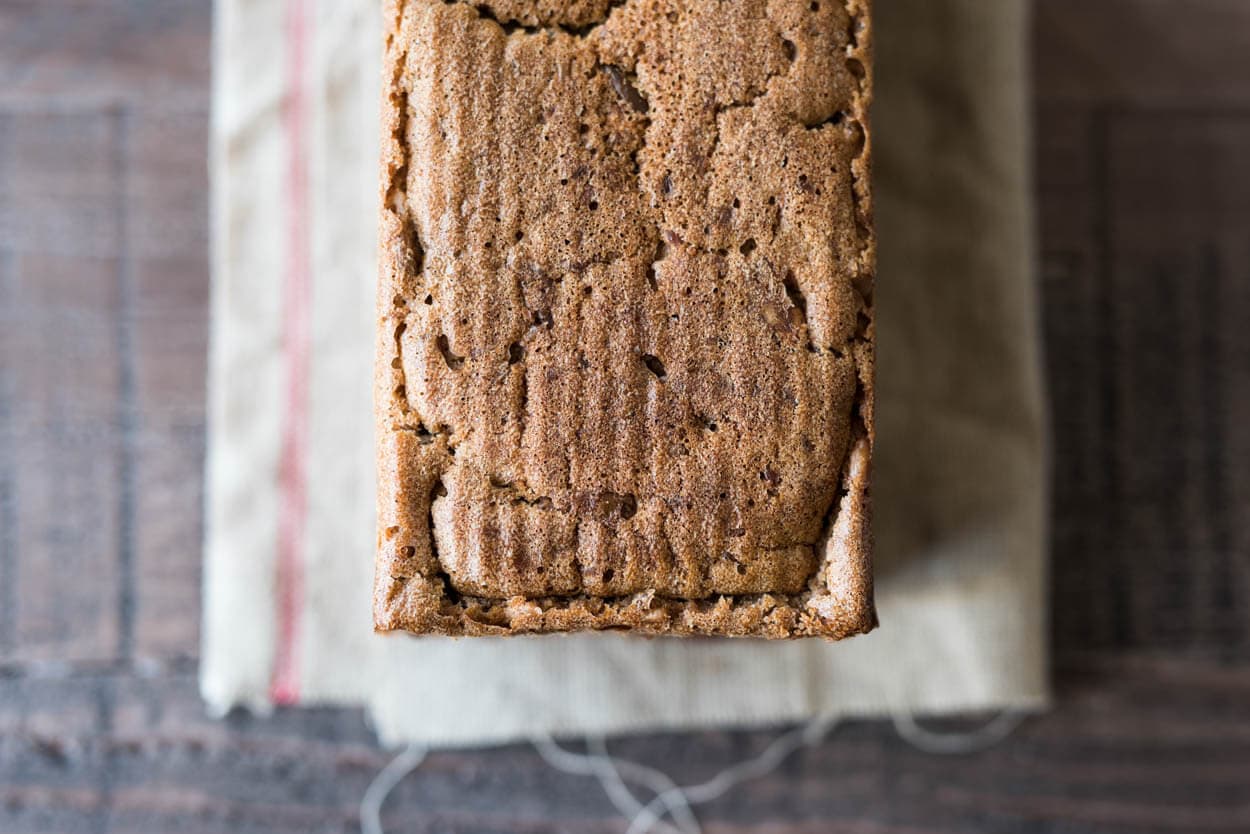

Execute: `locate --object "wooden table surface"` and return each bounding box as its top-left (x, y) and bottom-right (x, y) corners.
top-left (2, 1), bottom-right (1249, 832)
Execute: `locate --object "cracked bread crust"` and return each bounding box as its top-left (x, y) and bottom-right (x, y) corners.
top-left (375, 0), bottom-right (875, 639)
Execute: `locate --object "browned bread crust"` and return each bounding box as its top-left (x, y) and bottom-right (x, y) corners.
top-left (375, 0), bottom-right (875, 638)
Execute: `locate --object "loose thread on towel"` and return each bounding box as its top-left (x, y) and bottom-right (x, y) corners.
top-left (360, 744), bottom-right (427, 834)
top-left (534, 737), bottom-right (695, 834)
top-left (533, 735), bottom-right (698, 834)
top-left (890, 708), bottom-right (1025, 755)
top-left (586, 737), bottom-right (687, 828)
top-left (533, 714), bottom-right (841, 834)
top-left (358, 709), bottom-right (1023, 834)
top-left (622, 713), bottom-right (841, 834)
top-left (587, 736), bottom-right (702, 834)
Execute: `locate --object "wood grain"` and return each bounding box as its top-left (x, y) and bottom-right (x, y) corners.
top-left (1042, 105), bottom-right (1250, 660)
top-left (0, 0), bottom-right (1248, 831)
top-left (1035, 0), bottom-right (1250, 107)
top-left (0, 108), bottom-right (127, 664)
top-left (126, 106), bottom-right (209, 663)
top-left (0, 0), bottom-right (210, 105)
top-left (1, 657), bottom-right (1248, 833)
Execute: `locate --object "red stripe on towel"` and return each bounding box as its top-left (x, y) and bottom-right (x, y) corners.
top-left (271, 0), bottom-right (312, 707)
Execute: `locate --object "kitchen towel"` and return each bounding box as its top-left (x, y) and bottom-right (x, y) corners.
top-left (204, 0), bottom-right (1046, 747)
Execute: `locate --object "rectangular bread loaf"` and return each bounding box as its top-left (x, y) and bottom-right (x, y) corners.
top-left (375, 0), bottom-right (875, 638)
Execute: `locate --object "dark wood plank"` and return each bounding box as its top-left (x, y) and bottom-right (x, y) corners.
top-left (130, 422), bottom-right (204, 663)
top-left (1104, 110), bottom-right (1250, 657)
top-left (0, 0), bottom-right (211, 105)
top-left (1040, 102), bottom-right (1250, 659)
top-left (0, 107), bottom-right (124, 257)
top-left (4, 251), bottom-right (126, 665)
top-left (1036, 105), bottom-right (1112, 649)
top-left (126, 106), bottom-right (210, 662)
top-left (1035, 0), bottom-right (1250, 106)
top-left (2, 657), bottom-right (1249, 833)
top-left (1036, 75), bottom-right (1250, 660)
top-left (126, 106), bottom-right (210, 265)
top-left (0, 250), bottom-right (16, 657)
top-left (0, 107), bottom-right (129, 664)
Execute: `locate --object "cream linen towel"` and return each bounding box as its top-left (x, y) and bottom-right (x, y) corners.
top-left (204, 0), bottom-right (1046, 747)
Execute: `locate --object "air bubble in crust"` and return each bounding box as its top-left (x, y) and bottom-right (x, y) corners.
top-left (604, 64), bottom-right (649, 114)
top-left (437, 334), bottom-right (465, 370)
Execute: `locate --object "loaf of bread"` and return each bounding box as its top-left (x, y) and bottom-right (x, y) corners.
top-left (375, 0), bottom-right (875, 638)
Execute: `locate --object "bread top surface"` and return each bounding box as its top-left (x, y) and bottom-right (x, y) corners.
top-left (377, 0), bottom-right (873, 614)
